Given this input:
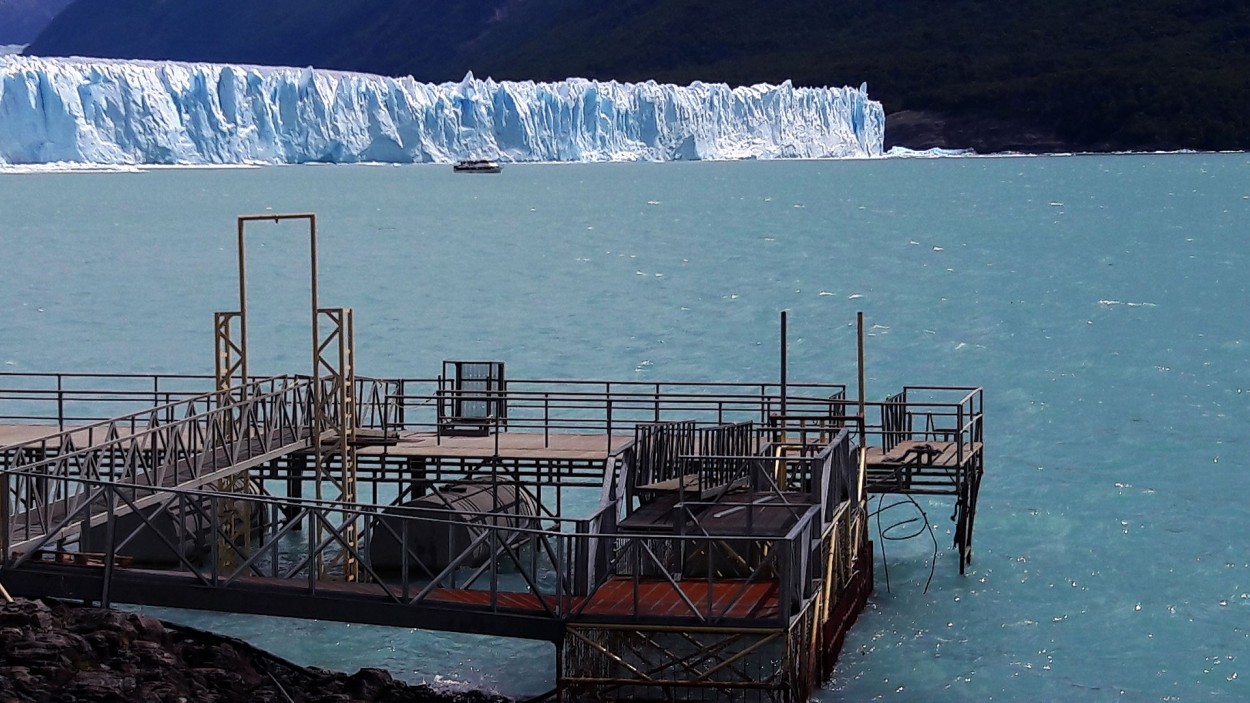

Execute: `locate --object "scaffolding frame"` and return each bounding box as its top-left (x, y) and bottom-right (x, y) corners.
top-left (212, 214), bottom-right (358, 580)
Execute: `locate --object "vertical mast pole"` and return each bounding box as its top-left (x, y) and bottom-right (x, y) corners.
top-left (780, 310), bottom-right (788, 418)
top-left (310, 214), bottom-right (319, 389)
top-left (236, 218), bottom-right (249, 389)
top-left (857, 311), bottom-right (867, 503)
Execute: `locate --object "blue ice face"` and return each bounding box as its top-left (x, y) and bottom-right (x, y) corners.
top-left (0, 55), bottom-right (883, 166)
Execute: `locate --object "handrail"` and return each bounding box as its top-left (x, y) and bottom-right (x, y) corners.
top-left (0, 372), bottom-right (219, 429)
top-left (6, 374), bottom-right (997, 439)
top-left (0, 372), bottom-right (373, 432)
top-left (2, 380), bottom-right (317, 553)
top-left (0, 376), bottom-right (299, 456)
top-left (388, 389), bottom-right (846, 431)
top-left (1, 468), bottom-right (857, 627)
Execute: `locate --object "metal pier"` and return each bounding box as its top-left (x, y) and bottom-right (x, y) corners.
top-left (0, 214), bottom-right (985, 702)
top-left (0, 368), bottom-right (982, 700)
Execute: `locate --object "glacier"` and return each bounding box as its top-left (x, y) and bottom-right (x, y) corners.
top-left (0, 54), bottom-right (883, 166)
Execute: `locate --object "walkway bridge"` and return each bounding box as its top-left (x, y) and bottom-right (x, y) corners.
top-left (1, 369), bottom-right (982, 701)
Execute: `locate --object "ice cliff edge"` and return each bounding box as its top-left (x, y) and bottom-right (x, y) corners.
top-left (0, 55), bottom-right (883, 165)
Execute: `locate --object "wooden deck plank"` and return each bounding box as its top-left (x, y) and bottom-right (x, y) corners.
top-left (868, 440), bottom-right (982, 468)
top-left (864, 440), bottom-right (983, 496)
top-left (356, 431), bottom-right (633, 461)
top-left (577, 576), bottom-right (781, 621)
top-left (150, 570), bottom-right (779, 623)
top-left (0, 424), bottom-right (142, 451)
top-left (637, 473), bottom-right (748, 499)
top-left (637, 473), bottom-right (701, 493)
top-left (619, 493), bottom-right (681, 531)
top-left (9, 559), bottom-right (784, 626)
top-left (622, 491), bottom-right (815, 534)
top-left (695, 493), bottom-right (812, 537)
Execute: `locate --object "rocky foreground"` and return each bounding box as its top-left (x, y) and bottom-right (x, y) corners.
top-left (0, 598), bottom-right (510, 703)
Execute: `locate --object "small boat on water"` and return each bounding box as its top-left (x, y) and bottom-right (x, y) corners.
top-left (453, 160), bottom-right (502, 173)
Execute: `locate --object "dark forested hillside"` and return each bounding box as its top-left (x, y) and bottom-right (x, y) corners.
top-left (25, 0), bottom-right (570, 79)
top-left (26, 0), bottom-right (1250, 152)
top-left (0, 0), bottom-right (73, 44)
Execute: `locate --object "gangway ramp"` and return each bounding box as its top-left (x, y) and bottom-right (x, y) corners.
top-left (1, 377), bottom-right (317, 553)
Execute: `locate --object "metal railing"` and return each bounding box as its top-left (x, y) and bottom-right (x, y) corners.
top-left (0, 372), bottom-right (218, 429)
top-left (7, 375), bottom-right (982, 454)
top-left (382, 378), bottom-right (847, 440)
top-left (877, 385), bottom-right (982, 441)
top-left (2, 378), bottom-right (316, 553)
top-left (2, 372), bottom-right (849, 444)
top-left (2, 468), bottom-right (865, 629)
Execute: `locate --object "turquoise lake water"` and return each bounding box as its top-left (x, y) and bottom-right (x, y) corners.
top-left (2, 155), bottom-right (1248, 700)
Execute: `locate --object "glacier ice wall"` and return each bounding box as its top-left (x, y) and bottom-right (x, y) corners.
top-left (0, 55), bottom-right (883, 165)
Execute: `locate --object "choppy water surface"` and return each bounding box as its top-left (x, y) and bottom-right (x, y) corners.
top-left (2, 155), bottom-right (1248, 701)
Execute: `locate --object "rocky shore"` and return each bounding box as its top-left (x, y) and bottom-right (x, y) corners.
top-left (0, 598), bottom-right (510, 703)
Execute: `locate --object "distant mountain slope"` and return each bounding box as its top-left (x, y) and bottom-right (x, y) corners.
top-left (27, 0), bottom-right (568, 78)
top-left (0, 0), bottom-right (72, 44)
top-left (26, 0), bottom-right (1250, 152)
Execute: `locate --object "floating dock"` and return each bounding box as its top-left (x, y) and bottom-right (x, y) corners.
top-left (0, 215), bottom-right (983, 701)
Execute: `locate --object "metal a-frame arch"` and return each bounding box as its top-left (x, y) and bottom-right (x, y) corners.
top-left (213, 213), bottom-right (358, 581)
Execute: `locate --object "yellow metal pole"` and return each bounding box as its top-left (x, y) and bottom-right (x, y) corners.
top-left (857, 312), bottom-right (867, 504)
top-left (236, 217), bottom-right (249, 390)
top-left (0, 579), bottom-right (13, 604)
top-left (226, 213), bottom-right (356, 580)
top-left (779, 310), bottom-right (788, 418)
top-left (774, 310), bottom-right (789, 487)
top-left (310, 213), bottom-right (320, 406)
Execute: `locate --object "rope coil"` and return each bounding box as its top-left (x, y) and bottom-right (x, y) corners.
top-left (872, 493), bottom-right (939, 594)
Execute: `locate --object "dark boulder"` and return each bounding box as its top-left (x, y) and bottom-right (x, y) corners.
top-left (0, 597), bottom-right (511, 703)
